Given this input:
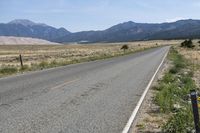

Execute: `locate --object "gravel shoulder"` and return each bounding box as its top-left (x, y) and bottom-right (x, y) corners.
top-left (132, 57), bottom-right (171, 133)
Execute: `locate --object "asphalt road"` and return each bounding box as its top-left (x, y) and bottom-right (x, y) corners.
top-left (0, 46), bottom-right (169, 133)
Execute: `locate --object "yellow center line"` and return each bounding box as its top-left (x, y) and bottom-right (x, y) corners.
top-left (50, 79), bottom-right (79, 90)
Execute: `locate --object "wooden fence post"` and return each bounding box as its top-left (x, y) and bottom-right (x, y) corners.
top-left (19, 54), bottom-right (23, 68)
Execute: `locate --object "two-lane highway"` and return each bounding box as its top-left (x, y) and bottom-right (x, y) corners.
top-left (0, 46), bottom-right (169, 133)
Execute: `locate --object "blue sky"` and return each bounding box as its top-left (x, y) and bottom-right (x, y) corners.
top-left (1, 0), bottom-right (200, 32)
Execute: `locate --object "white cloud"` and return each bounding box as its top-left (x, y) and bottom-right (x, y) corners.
top-left (166, 17), bottom-right (188, 22)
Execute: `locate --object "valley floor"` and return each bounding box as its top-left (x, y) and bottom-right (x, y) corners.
top-left (0, 40), bottom-right (181, 78)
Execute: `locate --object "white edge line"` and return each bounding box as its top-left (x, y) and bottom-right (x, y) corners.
top-left (122, 47), bottom-right (170, 133)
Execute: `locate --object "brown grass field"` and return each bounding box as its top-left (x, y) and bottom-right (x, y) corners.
top-left (177, 40), bottom-right (200, 67)
top-left (0, 40), bottom-right (181, 67)
top-left (0, 40), bottom-right (183, 77)
top-left (176, 39), bottom-right (200, 88)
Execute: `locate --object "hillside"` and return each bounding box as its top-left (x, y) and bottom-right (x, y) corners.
top-left (0, 19), bottom-right (70, 42)
top-left (57, 19), bottom-right (200, 43)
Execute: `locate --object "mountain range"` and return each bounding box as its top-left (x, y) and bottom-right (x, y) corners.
top-left (0, 19), bottom-right (71, 42)
top-left (0, 19), bottom-right (200, 43)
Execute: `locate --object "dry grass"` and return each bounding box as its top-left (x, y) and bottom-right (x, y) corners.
top-left (0, 40), bottom-right (182, 77)
top-left (177, 39), bottom-right (200, 88)
top-left (0, 40), bottom-right (181, 67)
top-left (178, 40), bottom-right (200, 68)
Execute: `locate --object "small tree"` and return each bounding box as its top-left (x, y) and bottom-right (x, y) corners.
top-left (180, 39), bottom-right (195, 48)
top-left (198, 40), bottom-right (200, 45)
top-left (121, 45), bottom-right (129, 53)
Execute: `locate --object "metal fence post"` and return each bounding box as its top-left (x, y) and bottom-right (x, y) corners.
top-left (190, 90), bottom-right (200, 133)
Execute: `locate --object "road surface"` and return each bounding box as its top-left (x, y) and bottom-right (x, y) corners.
top-left (0, 46), bottom-right (169, 133)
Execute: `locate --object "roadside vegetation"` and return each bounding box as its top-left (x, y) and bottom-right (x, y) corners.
top-left (180, 39), bottom-right (195, 48)
top-left (135, 40), bottom-right (200, 133)
top-left (121, 44), bottom-right (129, 53)
top-left (156, 47), bottom-right (195, 132)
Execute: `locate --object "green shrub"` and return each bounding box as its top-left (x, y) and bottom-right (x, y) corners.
top-left (181, 76), bottom-right (196, 93)
top-left (162, 109), bottom-right (194, 133)
top-left (121, 45), bottom-right (129, 53)
top-left (0, 67), bottom-right (18, 74)
top-left (20, 65), bottom-right (29, 71)
top-left (155, 83), bottom-right (177, 112)
top-left (180, 39), bottom-right (195, 48)
top-left (174, 55), bottom-right (185, 69)
top-left (169, 67), bottom-right (178, 74)
top-left (39, 61), bottom-right (49, 68)
top-left (162, 73), bottom-right (175, 83)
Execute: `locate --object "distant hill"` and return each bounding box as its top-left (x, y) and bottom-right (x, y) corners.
top-left (0, 19), bottom-right (200, 43)
top-left (56, 19), bottom-right (200, 43)
top-left (0, 36), bottom-right (60, 45)
top-left (0, 19), bottom-right (70, 42)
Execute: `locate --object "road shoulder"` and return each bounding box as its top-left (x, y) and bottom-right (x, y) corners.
top-left (131, 58), bottom-right (171, 132)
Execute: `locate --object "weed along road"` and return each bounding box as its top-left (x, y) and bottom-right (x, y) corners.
top-left (0, 46), bottom-right (169, 133)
